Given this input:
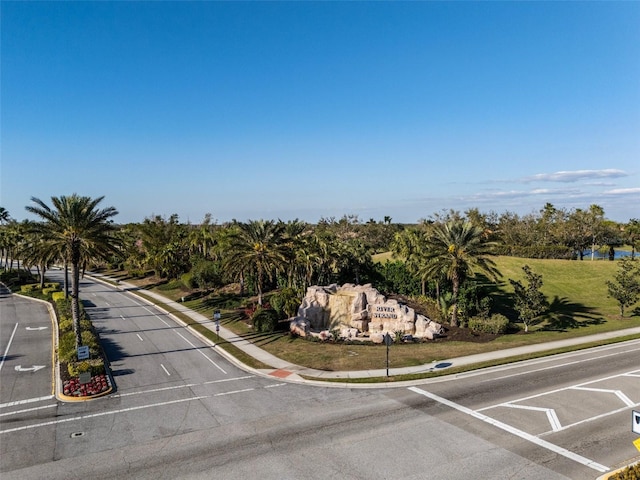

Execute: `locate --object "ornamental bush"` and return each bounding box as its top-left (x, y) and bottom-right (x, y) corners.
top-left (251, 307), bottom-right (280, 333)
top-left (58, 331), bottom-right (77, 363)
top-left (609, 463), bottom-right (640, 480)
top-left (51, 291), bottom-right (66, 302)
top-left (42, 287), bottom-right (59, 297)
top-left (468, 314), bottom-right (510, 334)
top-left (58, 317), bottom-right (73, 333)
top-left (20, 284), bottom-right (39, 293)
top-left (68, 358), bottom-right (105, 377)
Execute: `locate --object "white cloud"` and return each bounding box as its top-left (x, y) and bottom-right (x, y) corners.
top-left (522, 169), bottom-right (628, 183)
top-left (603, 187), bottom-right (640, 195)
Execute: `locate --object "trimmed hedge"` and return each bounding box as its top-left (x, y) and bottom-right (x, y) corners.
top-left (51, 291), bottom-right (66, 302)
top-left (20, 284), bottom-right (39, 293)
top-left (609, 463), bottom-right (640, 480)
top-left (468, 314), bottom-right (510, 334)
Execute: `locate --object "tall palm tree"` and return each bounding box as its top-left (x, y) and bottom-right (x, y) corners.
top-left (26, 194), bottom-right (121, 350)
top-left (421, 220), bottom-right (499, 327)
top-left (224, 220), bottom-right (286, 306)
top-left (0, 207), bottom-right (11, 224)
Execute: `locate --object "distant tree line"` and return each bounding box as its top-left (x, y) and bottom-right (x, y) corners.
top-left (1, 200), bottom-right (639, 332)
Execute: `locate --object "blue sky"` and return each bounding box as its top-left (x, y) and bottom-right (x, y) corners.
top-left (2, 1), bottom-right (639, 224)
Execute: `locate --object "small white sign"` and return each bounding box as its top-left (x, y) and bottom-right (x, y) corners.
top-left (77, 345), bottom-right (90, 360)
top-left (633, 410), bottom-right (640, 435)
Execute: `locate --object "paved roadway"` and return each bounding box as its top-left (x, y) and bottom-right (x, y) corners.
top-left (1, 274), bottom-right (639, 479)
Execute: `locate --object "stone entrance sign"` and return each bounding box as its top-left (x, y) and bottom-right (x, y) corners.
top-left (290, 283), bottom-right (443, 342)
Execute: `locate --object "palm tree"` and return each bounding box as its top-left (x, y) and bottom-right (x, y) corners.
top-left (224, 220), bottom-right (287, 306)
top-left (25, 194), bottom-right (121, 350)
top-left (0, 207), bottom-right (11, 224)
top-left (421, 220), bottom-right (499, 327)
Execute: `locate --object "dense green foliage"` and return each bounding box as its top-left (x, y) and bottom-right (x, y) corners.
top-left (468, 314), bottom-right (510, 334)
top-left (509, 266), bottom-right (549, 332)
top-left (606, 258), bottom-right (640, 317)
top-left (3, 201), bottom-right (639, 334)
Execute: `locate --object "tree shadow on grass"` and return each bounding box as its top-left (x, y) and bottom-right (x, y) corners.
top-left (240, 330), bottom-right (288, 347)
top-left (540, 296), bottom-right (605, 332)
top-left (193, 293), bottom-right (245, 312)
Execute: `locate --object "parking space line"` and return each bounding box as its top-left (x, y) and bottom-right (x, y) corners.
top-left (408, 386), bottom-right (609, 473)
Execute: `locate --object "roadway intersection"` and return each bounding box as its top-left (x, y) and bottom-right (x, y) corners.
top-left (1, 275), bottom-right (639, 479)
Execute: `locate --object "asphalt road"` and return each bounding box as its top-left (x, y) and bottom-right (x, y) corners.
top-left (1, 274), bottom-right (639, 479)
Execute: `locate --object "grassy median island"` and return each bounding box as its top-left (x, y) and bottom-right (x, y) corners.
top-left (111, 255), bottom-right (640, 373)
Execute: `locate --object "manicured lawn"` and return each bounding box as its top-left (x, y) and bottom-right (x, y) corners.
top-left (115, 255), bottom-right (640, 373)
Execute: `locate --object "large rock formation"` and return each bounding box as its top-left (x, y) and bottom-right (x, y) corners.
top-left (290, 283), bottom-right (443, 341)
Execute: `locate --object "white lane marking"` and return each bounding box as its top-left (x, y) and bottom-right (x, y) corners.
top-left (203, 375), bottom-right (253, 385)
top-left (112, 376), bottom-right (254, 398)
top-left (0, 396), bottom-right (207, 434)
top-left (160, 364), bottom-right (171, 376)
top-left (408, 386), bottom-right (609, 473)
top-left (571, 387), bottom-right (635, 407)
top-left (14, 365), bottom-right (46, 373)
top-left (481, 344), bottom-right (640, 383)
top-left (0, 395), bottom-right (55, 409)
top-left (173, 330), bottom-right (227, 374)
top-left (479, 369), bottom-right (640, 408)
top-left (265, 383), bottom-right (286, 388)
top-left (541, 402), bottom-right (640, 435)
top-left (0, 323), bottom-right (19, 372)
top-left (136, 333), bottom-right (144, 342)
top-left (0, 404), bottom-right (57, 417)
top-left (142, 306), bottom-right (227, 374)
top-left (0, 381), bottom-right (283, 435)
top-left (500, 403), bottom-right (562, 431)
top-left (25, 326), bottom-right (48, 331)
top-left (623, 371), bottom-right (640, 378)
top-left (214, 388), bottom-right (254, 396)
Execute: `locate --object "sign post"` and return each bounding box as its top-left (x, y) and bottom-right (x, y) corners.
top-left (383, 333), bottom-right (393, 377)
top-left (213, 310), bottom-right (221, 339)
top-left (77, 345), bottom-right (90, 361)
top-left (633, 410), bottom-right (640, 452)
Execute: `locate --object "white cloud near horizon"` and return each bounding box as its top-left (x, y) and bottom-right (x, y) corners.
top-left (522, 169), bottom-right (629, 183)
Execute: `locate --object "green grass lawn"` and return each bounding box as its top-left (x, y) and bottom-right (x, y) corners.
top-left (115, 255), bottom-right (640, 374)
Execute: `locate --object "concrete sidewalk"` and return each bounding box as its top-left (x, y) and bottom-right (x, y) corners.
top-left (92, 273), bottom-right (640, 385)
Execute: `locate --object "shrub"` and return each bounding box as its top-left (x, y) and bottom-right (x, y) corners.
top-left (270, 287), bottom-right (302, 319)
top-left (52, 291), bottom-right (66, 302)
top-left (20, 284), bottom-right (39, 293)
top-left (411, 296), bottom-right (444, 323)
top-left (251, 307), bottom-right (280, 333)
top-left (58, 317), bottom-right (73, 333)
top-left (68, 358), bottom-right (105, 377)
top-left (81, 330), bottom-right (98, 350)
top-left (609, 463), bottom-right (640, 480)
top-left (58, 331), bottom-right (77, 363)
top-left (191, 259), bottom-right (222, 290)
top-left (42, 287), bottom-right (59, 297)
top-left (468, 314), bottom-right (510, 335)
top-left (181, 272), bottom-right (196, 290)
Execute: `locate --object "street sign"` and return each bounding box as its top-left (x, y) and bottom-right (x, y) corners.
top-left (383, 333), bottom-right (393, 346)
top-left (77, 345), bottom-right (90, 360)
top-left (634, 437), bottom-right (640, 453)
top-left (633, 410), bottom-right (640, 435)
